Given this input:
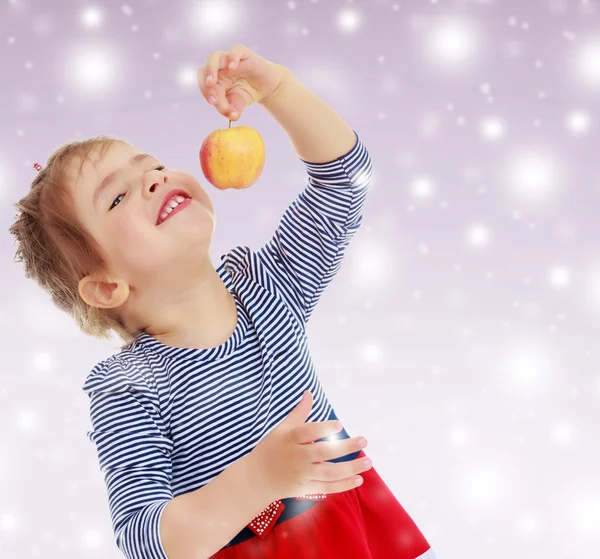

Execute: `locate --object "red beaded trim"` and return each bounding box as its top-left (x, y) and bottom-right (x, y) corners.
top-left (246, 493), bottom-right (327, 538)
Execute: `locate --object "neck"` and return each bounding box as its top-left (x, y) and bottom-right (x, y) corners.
top-left (123, 258), bottom-right (238, 350)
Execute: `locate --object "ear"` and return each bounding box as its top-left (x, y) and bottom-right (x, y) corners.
top-left (78, 275), bottom-right (130, 309)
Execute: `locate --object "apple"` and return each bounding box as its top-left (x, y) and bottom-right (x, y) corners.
top-left (199, 122), bottom-right (266, 190)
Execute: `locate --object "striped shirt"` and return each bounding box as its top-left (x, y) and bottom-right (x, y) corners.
top-left (82, 131), bottom-right (372, 559)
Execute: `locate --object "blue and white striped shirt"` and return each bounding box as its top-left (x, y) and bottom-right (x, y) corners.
top-left (82, 131), bottom-right (372, 559)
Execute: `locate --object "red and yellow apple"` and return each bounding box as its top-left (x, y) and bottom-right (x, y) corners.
top-left (199, 123), bottom-right (266, 190)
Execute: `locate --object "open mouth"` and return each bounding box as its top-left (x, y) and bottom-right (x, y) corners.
top-left (157, 189), bottom-right (191, 225)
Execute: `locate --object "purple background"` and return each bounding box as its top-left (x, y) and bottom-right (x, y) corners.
top-left (2, 0), bottom-right (600, 557)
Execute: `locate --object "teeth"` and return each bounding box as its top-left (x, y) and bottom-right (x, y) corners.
top-left (159, 194), bottom-right (188, 224)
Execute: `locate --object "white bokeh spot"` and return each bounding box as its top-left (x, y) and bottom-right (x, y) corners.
top-left (480, 116), bottom-right (505, 140)
top-left (362, 344), bottom-right (383, 364)
top-left (504, 349), bottom-right (552, 391)
top-left (0, 512), bottom-right (18, 532)
top-left (425, 16), bottom-right (481, 68)
top-left (81, 6), bottom-right (104, 29)
top-left (566, 110), bottom-right (591, 135)
top-left (189, 0), bottom-right (240, 34)
top-left (548, 266), bottom-right (572, 289)
top-left (410, 176), bottom-right (435, 200)
top-left (16, 409), bottom-right (39, 432)
top-left (178, 66), bottom-right (198, 89)
top-left (65, 44), bottom-right (120, 94)
top-left (466, 223), bottom-right (491, 248)
top-left (33, 352), bottom-right (53, 372)
top-left (81, 528), bottom-right (103, 548)
top-left (337, 8), bottom-right (362, 33)
top-left (350, 240), bottom-right (394, 288)
top-left (575, 37), bottom-right (600, 86)
top-left (507, 149), bottom-right (561, 204)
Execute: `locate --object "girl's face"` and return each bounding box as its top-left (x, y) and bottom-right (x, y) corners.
top-left (67, 141), bottom-right (216, 285)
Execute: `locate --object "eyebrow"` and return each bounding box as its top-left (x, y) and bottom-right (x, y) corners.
top-left (93, 153), bottom-right (155, 207)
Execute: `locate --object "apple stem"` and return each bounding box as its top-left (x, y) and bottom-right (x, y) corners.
top-left (229, 120), bottom-right (232, 128)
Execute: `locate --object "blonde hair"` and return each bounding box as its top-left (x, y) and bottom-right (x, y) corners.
top-left (8, 136), bottom-right (137, 350)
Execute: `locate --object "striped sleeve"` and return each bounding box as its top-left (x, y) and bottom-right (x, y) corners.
top-left (257, 130), bottom-right (372, 323)
top-left (82, 358), bottom-right (174, 559)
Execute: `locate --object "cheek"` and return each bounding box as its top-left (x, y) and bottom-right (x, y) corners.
top-left (196, 189), bottom-right (214, 215)
top-left (178, 172), bottom-right (214, 215)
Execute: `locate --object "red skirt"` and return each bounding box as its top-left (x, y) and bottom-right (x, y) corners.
top-left (210, 450), bottom-right (435, 559)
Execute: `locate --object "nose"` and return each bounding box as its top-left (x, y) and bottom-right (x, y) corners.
top-left (143, 169), bottom-right (168, 199)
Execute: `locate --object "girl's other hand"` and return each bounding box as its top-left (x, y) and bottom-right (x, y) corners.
top-left (246, 391), bottom-right (372, 503)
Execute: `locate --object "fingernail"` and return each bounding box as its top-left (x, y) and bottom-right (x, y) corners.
top-left (229, 60), bottom-right (235, 69)
top-left (362, 458), bottom-right (372, 469)
top-left (206, 74), bottom-right (213, 84)
top-left (208, 96), bottom-right (216, 105)
top-left (358, 437), bottom-right (367, 448)
top-left (230, 111), bottom-right (238, 119)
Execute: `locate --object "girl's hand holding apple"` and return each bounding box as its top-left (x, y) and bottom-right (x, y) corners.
top-left (197, 44), bottom-right (288, 190)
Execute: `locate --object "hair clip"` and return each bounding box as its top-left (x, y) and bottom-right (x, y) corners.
top-left (33, 162), bottom-right (43, 172)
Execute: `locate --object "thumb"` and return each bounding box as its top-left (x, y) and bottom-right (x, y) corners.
top-left (226, 91), bottom-right (247, 121)
top-left (283, 390), bottom-right (313, 426)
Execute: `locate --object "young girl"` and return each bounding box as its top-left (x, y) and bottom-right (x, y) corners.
top-left (9, 45), bottom-right (436, 559)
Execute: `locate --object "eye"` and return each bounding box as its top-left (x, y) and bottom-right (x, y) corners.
top-left (108, 165), bottom-right (166, 211)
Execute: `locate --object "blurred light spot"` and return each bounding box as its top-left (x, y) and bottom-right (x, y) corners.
top-left (16, 409), bottom-right (39, 431)
top-left (505, 350), bottom-right (551, 391)
top-left (81, 528), bottom-right (103, 548)
top-left (362, 344), bottom-right (383, 364)
top-left (337, 8), bottom-right (362, 32)
top-left (507, 149), bottom-right (560, 203)
top-left (66, 45), bottom-right (119, 94)
top-left (548, 266), bottom-right (572, 289)
top-left (81, 7), bottom-right (104, 28)
top-left (575, 38), bottom-right (600, 86)
top-left (0, 512), bottom-right (18, 532)
top-left (466, 223), bottom-right (491, 248)
top-left (350, 240), bottom-right (394, 288)
top-left (177, 66), bottom-right (197, 88)
top-left (566, 110), bottom-right (591, 135)
top-left (426, 16), bottom-right (481, 68)
top-left (410, 176), bottom-right (435, 199)
top-left (480, 116), bottom-right (505, 140)
top-left (190, 0), bottom-right (240, 34)
top-left (552, 423), bottom-right (573, 445)
top-left (33, 353), bottom-right (53, 372)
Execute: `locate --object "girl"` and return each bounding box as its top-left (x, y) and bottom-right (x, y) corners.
top-left (9, 45), bottom-right (436, 559)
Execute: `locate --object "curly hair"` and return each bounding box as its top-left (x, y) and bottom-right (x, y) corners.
top-left (8, 136), bottom-right (137, 350)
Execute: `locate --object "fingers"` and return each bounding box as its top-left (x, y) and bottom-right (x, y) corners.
top-left (293, 420), bottom-right (343, 444)
top-left (204, 50), bottom-right (229, 87)
top-left (228, 43), bottom-right (250, 69)
top-left (317, 475), bottom-right (365, 494)
top-left (197, 50), bottom-right (229, 110)
top-left (307, 436), bottom-right (367, 463)
top-left (309, 455), bottom-right (372, 484)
